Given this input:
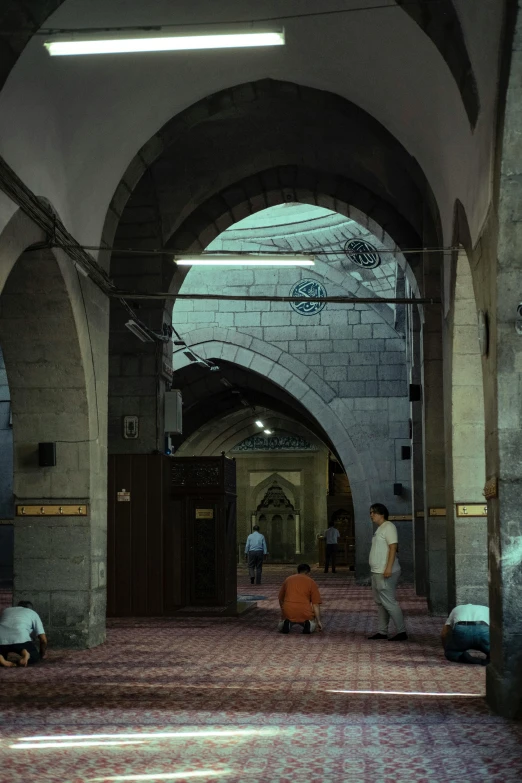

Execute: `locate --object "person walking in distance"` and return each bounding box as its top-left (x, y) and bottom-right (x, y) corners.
top-left (367, 503), bottom-right (408, 641)
top-left (324, 520), bottom-right (340, 573)
top-left (245, 525), bottom-right (268, 585)
top-left (441, 604), bottom-right (490, 665)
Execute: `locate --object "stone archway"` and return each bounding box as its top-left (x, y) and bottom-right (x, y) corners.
top-left (172, 332), bottom-right (380, 575)
top-left (0, 208), bottom-right (108, 648)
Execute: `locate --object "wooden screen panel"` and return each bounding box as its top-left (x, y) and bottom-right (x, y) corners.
top-left (224, 497), bottom-right (237, 606)
top-left (107, 454), bottom-right (166, 617)
top-left (111, 455), bottom-right (133, 616)
top-left (163, 496), bottom-right (185, 613)
top-left (106, 456), bottom-right (116, 617)
top-left (130, 455), bottom-right (149, 616)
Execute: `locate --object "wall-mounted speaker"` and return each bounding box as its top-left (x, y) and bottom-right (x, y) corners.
top-left (401, 446), bottom-right (411, 460)
top-left (409, 384), bottom-right (422, 402)
top-left (38, 442), bottom-right (56, 467)
top-left (393, 483), bottom-right (403, 496)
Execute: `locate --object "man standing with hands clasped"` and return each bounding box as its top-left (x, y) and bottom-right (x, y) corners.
top-left (368, 503), bottom-right (408, 641)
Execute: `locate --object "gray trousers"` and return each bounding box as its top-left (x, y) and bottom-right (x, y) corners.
top-left (248, 550), bottom-right (264, 583)
top-left (371, 571), bottom-right (406, 635)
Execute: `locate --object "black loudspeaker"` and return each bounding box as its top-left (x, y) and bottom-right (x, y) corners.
top-left (38, 442), bottom-right (56, 467)
top-left (401, 446), bottom-right (411, 460)
top-left (409, 384), bottom-right (422, 402)
top-left (393, 483), bottom-right (403, 496)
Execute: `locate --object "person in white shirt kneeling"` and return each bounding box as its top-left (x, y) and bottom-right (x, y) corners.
top-left (368, 503), bottom-right (408, 641)
top-left (441, 604), bottom-right (490, 665)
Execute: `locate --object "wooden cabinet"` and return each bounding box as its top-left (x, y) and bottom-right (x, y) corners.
top-left (107, 454), bottom-right (237, 616)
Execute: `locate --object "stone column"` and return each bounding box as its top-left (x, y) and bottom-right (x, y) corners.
top-left (0, 251), bottom-right (108, 648)
top-left (486, 8), bottom-right (522, 717)
top-left (410, 307), bottom-right (426, 596)
top-left (444, 252), bottom-right (487, 608)
top-left (421, 253), bottom-right (448, 614)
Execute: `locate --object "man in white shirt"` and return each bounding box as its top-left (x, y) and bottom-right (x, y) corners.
top-left (324, 521), bottom-right (340, 573)
top-left (0, 600), bottom-right (47, 667)
top-left (244, 525), bottom-right (268, 585)
top-left (441, 604), bottom-right (490, 665)
top-left (368, 503), bottom-right (407, 641)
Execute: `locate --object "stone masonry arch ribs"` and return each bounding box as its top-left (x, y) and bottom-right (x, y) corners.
top-left (171, 331), bottom-right (378, 575)
top-left (105, 79), bottom-right (442, 269)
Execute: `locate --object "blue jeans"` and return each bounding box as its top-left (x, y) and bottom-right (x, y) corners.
top-left (444, 623), bottom-right (490, 664)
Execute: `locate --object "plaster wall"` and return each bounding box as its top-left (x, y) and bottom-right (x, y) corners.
top-left (0, 0), bottom-right (504, 250)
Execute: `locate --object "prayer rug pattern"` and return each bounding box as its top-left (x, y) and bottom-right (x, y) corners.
top-left (1, 567), bottom-right (521, 783)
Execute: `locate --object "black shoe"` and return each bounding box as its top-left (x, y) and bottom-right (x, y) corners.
top-left (281, 619), bottom-right (290, 634)
top-left (250, 577), bottom-right (255, 585)
top-left (302, 620), bottom-right (311, 634)
top-left (368, 633), bottom-right (388, 640)
top-left (388, 632), bottom-right (408, 641)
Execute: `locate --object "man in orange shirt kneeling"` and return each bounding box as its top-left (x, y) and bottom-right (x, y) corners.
top-left (278, 563), bottom-right (323, 634)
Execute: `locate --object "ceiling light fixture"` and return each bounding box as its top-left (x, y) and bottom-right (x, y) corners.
top-left (263, 429), bottom-right (273, 435)
top-left (125, 320), bottom-right (154, 343)
top-left (255, 420), bottom-right (264, 428)
top-left (44, 30), bottom-right (284, 57)
top-left (173, 254), bottom-right (314, 267)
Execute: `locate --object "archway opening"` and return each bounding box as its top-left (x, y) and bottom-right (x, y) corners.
top-left (169, 203), bottom-right (413, 578)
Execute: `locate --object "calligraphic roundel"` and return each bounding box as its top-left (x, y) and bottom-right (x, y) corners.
top-left (290, 279), bottom-right (327, 316)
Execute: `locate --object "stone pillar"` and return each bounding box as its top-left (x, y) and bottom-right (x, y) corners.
top-left (445, 252), bottom-right (487, 608)
top-left (486, 6), bottom-right (522, 717)
top-left (421, 253), bottom-right (448, 614)
top-left (0, 251), bottom-right (108, 648)
top-left (410, 308), bottom-right (426, 596)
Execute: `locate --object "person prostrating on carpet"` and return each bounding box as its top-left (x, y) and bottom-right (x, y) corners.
top-left (278, 563), bottom-right (323, 634)
top-left (441, 604), bottom-right (490, 665)
top-left (367, 503), bottom-right (408, 641)
top-left (0, 600), bottom-right (47, 667)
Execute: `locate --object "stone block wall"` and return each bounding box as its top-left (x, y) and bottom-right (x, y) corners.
top-left (173, 264), bottom-right (414, 579)
top-left (0, 345), bottom-right (13, 521)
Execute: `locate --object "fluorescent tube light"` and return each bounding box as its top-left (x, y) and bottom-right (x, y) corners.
top-left (74, 261), bottom-right (89, 278)
top-left (45, 31), bottom-right (284, 56)
top-left (125, 320), bottom-right (154, 343)
top-left (174, 254), bottom-right (314, 267)
top-left (263, 429), bottom-right (273, 435)
top-left (255, 420), bottom-right (264, 427)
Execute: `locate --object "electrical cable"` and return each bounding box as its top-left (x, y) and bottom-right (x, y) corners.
top-left (26, 2), bottom-right (461, 37)
top-left (49, 243), bottom-right (455, 257)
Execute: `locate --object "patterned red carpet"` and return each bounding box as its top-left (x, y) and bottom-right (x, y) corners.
top-left (1, 566), bottom-right (521, 783)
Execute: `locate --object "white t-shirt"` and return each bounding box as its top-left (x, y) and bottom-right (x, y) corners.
top-left (325, 527), bottom-right (340, 545)
top-left (0, 606), bottom-right (45, 645)
top-left (369, 521), bottom-right (400, 574)
top-left (445, 604), bottom-right (490, 627)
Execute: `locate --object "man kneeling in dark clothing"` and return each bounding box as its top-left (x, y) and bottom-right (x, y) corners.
top-left (0, 600), bottom-right (47, 667)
